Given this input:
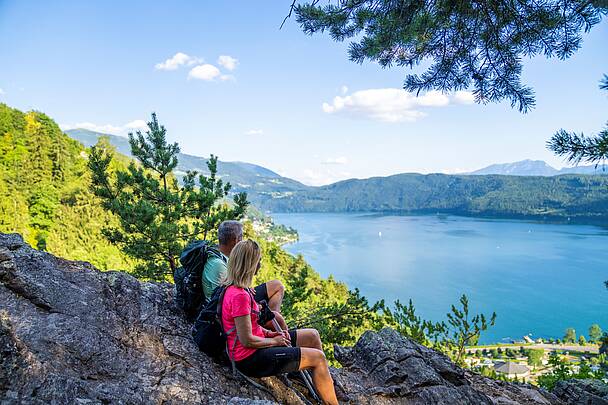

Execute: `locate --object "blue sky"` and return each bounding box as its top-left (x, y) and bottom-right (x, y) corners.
top-left (1, 1), bottom-right (606, 185)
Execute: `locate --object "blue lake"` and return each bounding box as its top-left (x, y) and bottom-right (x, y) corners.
top-left (273, 213), bottom-right (608, 344)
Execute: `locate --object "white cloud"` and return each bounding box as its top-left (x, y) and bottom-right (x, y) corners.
top-left (60, 119), bottom-right (148, 135)
top-left (245, 129), bottom-right (264, 135)
top-left (322, 156), bottom-right (348, 165)
top-left (60, 122), bottom-right (123, 134)
top-left (188, 64), bottom-right (221, 81)
top-left (155, 52), bottom-right (202, 70)
top-left (296, 168), bottom-right (352, 186)
top-left (322, 88), bottom-right (474, 123)
top-left (341, 85), bottom-right (348, 94)
top-left (453, 90), bottom-right (475, 104)
top-left (0, 88), bottom-right (4, 95)
top-left (218, 55), bottom-right (238, 71)
top-left (220, 74), bottom-right (235, 82)
top-left (125, 119), bottom-right (148, 130)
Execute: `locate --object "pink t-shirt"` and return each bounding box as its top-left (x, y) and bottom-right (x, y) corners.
top-left (222, 286), bottom-right (265, 361)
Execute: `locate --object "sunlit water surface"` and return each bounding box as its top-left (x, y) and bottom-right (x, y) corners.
top-left (274, 213), bottom-right (608, 343)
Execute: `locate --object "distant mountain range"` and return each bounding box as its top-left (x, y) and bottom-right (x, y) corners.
top-left (65, 128), bottom-right (310, 197)
top-left (467, 159), bottom-right (605, 176)
top-left (66, 129), bottom-right (608, 220)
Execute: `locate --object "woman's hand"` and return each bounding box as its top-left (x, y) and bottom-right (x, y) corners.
top-left (266, 330), bottom-right (291, 343)
top-left (270, 334), bottom-right (290, 347)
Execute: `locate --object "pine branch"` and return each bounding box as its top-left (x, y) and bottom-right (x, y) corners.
top-left (548, 129), bottom-right (608, 165)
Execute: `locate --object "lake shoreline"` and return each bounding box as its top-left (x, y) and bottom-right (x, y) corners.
top-left (274, 212), bottom-right (608, 345)
top-left (269, 209), bottom-right (608, 227)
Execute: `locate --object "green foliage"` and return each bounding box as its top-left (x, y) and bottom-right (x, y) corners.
top-left (0, 104), bottom-right (133, 270)
top-left (527, 349), bottom-right (544, 368)
top-left (579, 335), bottom-right (587, 346)
top-left (447, 295), bottom-right (497, 366)
top-left (88, 113), bottom-right (249, 280)
top-left (479, 365), bottom-right (499, 380)
top-left (538, 352), bottom-right (606, 390)
top-left (564, 327), bottom-right (577, 343)
top-left (382, 299), bottom-right (448, 349)
top-left (600, 334), bottom-right (608, 355)
top-left (537, 352), bottom-right (572, 390)
top-left (294, 1), bottom-right (607, 112)
top-left (549, 76), bottom-right (608, 167)
top-left (549, 128), bottom-right (608, 166)
top-left (380, 294), bottom-right (495, 366)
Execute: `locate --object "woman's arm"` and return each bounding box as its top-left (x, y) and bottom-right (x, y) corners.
top-left (234, 314), bottom-right (289, 349)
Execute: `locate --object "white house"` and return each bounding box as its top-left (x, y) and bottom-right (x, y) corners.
top-left (494, 362), bottom-right (531, 381)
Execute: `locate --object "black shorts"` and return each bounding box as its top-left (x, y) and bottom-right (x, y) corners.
top-left (235, 330), bottom-right (300, 378)
top-left (252, 283), bottom-right (268, 303)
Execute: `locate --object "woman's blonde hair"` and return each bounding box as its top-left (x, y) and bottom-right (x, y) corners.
top-left (225, 239), bottom-right (261, 288)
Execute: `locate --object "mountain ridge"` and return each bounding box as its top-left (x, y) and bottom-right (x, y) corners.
top-left (468, 159), bottom-right (605, 176)
top-left (65, 128), bottom-right (608, 220)
top-left (67, 129), bottom-right (606, 187)
top-left (65, 128), bottom-right (310, 197)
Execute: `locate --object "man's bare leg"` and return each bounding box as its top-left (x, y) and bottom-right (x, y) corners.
top-left (264, 279), bottom-right (285, 312)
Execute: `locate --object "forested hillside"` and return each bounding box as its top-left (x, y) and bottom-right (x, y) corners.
top-left (69, 129), bottom-right (608, 221)
top-left (0, 104), bottom-right (380, 360)
top-left (0, 104), bottom-right (133, 270)
top-left (67, 128), bottom-right (309, 198)
top-left (257, 173), bottom-right (608, 220)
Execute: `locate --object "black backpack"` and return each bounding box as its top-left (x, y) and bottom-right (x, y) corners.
top-left (173, 240), bottom-right (224, 321)
top-left (191, 285), bottom-right (230, 358)
top-left (191, 285), bottom-right (255, 359)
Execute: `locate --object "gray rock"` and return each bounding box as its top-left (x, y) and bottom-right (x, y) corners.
top-left (553, 379), bottom-right (608, 404)
top-left (333, 328), bottom-right (562, 404)
top-left (228, 398), bottom-right (277, 405)
top-left (0, 233), bottom-right (287, 405)
top-left (0, 233), bottom-right (573, 404)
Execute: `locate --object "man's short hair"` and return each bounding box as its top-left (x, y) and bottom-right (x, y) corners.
top-left (218, 220), bottom-right (243, 245)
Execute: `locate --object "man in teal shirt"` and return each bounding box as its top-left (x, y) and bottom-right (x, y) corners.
top-left (203, 220), bottom-right (287, 330)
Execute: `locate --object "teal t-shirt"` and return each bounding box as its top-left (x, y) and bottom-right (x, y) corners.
top-left (202, 252), bottom-right (228, 301)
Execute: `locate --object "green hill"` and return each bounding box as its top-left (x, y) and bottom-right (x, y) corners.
top-left (256, 173), bottom-right (608, 221)
top-left (68, 129), bottom-right (608, 221)
top-left (66, 128), bottom-right (310, 199)
top-left (0, 104), bottom-right (133, 270)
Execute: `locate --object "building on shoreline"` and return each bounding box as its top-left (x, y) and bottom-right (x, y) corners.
top-left (494, 362), bottom-right (531, 381)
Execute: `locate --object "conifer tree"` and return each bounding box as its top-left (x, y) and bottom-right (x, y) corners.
top-left (88, 113), bottom-right (248, 280)
top-left (564, 327), bottom-right (577, 343)
top-left (291, 0), bottom-right (607, 112)
top-left (548, 75), bottom-right (608, 166)
top-left (447, 294), bottom-right (496, 366)
top-left (589, 324), bottom-right (603, 343)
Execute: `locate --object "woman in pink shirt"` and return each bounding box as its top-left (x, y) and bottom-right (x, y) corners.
top-left (222, 239), bottom-right (338, 405)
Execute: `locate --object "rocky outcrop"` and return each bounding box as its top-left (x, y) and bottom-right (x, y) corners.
top-left (333, 328), bottom-right (560, 404)
top-left (553, 379), bottom-right (608, 405)
top-left (0, 233), bottom-right (295, 404)
top-left (0, 233), bottom-right (600, 404)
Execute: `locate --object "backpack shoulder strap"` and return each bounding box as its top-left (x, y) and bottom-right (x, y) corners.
top-left (221, 286), bottom-right (260, 376)
top-left (206, 245), bottom-right (225, 262)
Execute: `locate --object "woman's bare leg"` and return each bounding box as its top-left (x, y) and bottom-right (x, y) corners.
top-left (299, 347), bottom-right (338, 405)
top-left (295, 328), bottom-right (322, 350)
